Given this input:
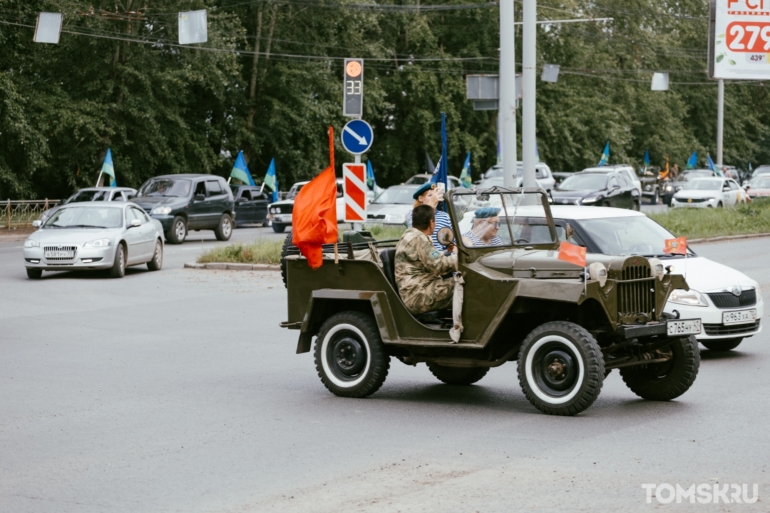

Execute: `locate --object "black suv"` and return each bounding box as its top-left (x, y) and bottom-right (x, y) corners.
top-left (551, 170), bottom-right (640, 209)
top-left (133, 174), bottom-right (235, 244)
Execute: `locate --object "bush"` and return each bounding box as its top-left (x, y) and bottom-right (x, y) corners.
top-left (197, 238), bottom-right (284, 264)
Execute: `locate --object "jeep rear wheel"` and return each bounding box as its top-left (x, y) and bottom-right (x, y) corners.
top-left (620, 335), bottom-right (699, 401)
top-left (272, 222), bottom-right (286, 233)
top-left (427, 364), bottom-right (489, 386)
top-left (280, 233), bottom-right (293, 289)
top-left (518, 321), bottom-right (604, 416)
top-left (314, 312), bottom-right (390, 398)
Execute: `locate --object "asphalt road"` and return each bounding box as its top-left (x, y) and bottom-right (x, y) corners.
top-left (1, 226), bottom-right (768, 512)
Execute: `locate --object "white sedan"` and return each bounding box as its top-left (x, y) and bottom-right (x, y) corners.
top-left (24, 202), bottom-right (164, 279)
top-left (483, 205), bottom-right (762, 351)
top-left (671, 177), bottom-right (744, 208)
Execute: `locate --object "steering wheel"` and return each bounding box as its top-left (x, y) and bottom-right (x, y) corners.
top-left (515, 238), bottom-right (530, 244)
top-left (628, 242), bottom-right (655, 255)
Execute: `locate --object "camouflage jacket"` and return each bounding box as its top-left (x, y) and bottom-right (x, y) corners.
top-left (395, 227), bottom-right (457, 302)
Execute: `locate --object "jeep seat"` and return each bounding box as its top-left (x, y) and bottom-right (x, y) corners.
top-left (379, 248), bottom-right (397, 291)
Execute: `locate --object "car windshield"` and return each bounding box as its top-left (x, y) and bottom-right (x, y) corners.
top-left (751, 177), bottom-right (770, 188)
top-left (405, 176), bottom-right (429, 185)
top-left (575, 216), bottom-right (692, 257)
top-left (452, 190), bottom-right (556, 247)
top-left (683, 180), bottom-right (721, 191)
top-left (44, 206), bottom-right (123, 229)
top-left (138, 179), bottom-right (191, 197)
top-left (558, 174), bottom-right (608, 191)
top-left (675, 171), bottom-right (711, 182)
top-left (373, 188), bottom-right (416, 204)
top-left (67, 190), bottom-right (110, 203)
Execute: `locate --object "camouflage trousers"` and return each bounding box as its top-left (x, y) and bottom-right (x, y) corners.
top-left (402, 276), bottom-right (455, 315)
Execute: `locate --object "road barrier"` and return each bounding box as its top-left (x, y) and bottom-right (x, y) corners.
top-left (3, 199), bottom-right (60, 228)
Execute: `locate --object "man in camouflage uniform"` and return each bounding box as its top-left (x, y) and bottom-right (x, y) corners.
top-left (395, 205), bottom-right (457, 315)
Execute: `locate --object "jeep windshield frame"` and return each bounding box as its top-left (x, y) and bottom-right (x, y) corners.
top-left (447, 187), bottom-right (559, 252)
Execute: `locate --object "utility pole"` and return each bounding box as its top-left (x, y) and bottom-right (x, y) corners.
top-left (716, 79), bottom-right (724, 166)
top-left (499, 0), bottom-right (516, 188)
top-left (522, 0), bottom-right (537, 189)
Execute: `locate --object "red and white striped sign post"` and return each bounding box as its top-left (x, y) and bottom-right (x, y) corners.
top-left (342, 163), bottom-right (367, 224)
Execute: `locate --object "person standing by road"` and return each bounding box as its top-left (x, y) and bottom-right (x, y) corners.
top-left (405, 182), bottom-right (452, 251)
top-left (396, 205), bottom-right (457, 315)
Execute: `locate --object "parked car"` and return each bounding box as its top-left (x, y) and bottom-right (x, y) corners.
top-left (132, 174), bottom-right (235, 244)
top-left (481, 162), bottom-right (556, 194)
top-left (745, 175), bottom-right (770, 199)
top-left (663, 169), bottom-right (718, 206)
top-left (404, 174), bottom-right (463, 189)
top-left (24, 202), bottom-right (164, 279)
top-left (551, 170), bottom-right (641, 210)
top-left (582, 165), bottom-right (642, 199)
top-left (365, 185), bottom-right (420, 225)
top-left (635, 166), bottom-right (663, 204)
top-left (267, 179), bottom-right (346, 233)
top-left (671, 177), bottom-right (743, 208)
top-left (38, 187), bottom-right (137, 224)
top-left (458, 205), bottom-right (762, 351)
top-left (748, 164), bottom-right (770, 180)
top-left (230, 185), bottom-right (270, 227)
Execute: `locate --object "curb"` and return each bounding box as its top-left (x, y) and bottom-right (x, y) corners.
top-left (185, 262), bottom-right (280, 271)
top-left (689, 232), bottom-right (770, 244)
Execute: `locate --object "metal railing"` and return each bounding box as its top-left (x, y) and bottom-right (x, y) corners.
top-left (3, 199), bottom-right (60, 228)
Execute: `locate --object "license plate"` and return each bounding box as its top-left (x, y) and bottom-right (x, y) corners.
top-left (723, 309), bottom-right (757, 326)
top-left (667, 319), bottom-right (702, 336)
top-left (45, 250), bottom-right (74, 258)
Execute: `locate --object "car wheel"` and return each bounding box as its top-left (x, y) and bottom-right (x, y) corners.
top-left (314, 311), bottom-right (390, 398)
top-left (110, 243), bottom-right (126, 278)
top-left (167, 216), bottom-right (187, 244)
top-left (632, 199), bottom-right (641, 211)
top-left (518, 321), bottom-right (604, 416)
top-left (147, 239), bottom-right (163, 271)
top-left (280, 233), bottom-right (293, 289)
top-left (717, 201), bottom-right (723, 208)
top-left (620, 335), bottom-right (700, 401)
top-left (427, 363), bottom-right (489, 386)
top-left (215, 214), bottom-right (233, 241)
top-left (601, 201), bottom-right (611, 207)
top-left (701, 338), bottom-right (742, 352)
top-left (272, 222), bottom-right (286, 234)
top-left (26, 268), bottom-right (42, 279)
top-left (650, 188), bottom-right (659, 205)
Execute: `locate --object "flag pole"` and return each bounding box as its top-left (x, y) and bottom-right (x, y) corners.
top-left (259, 183), bottom-right (265, 194)
top-left (227, 177), bottom-right (231, 184)
top-left (95, 171), bottom-right (102, 187)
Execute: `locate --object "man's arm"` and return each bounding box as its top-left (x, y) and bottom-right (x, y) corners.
top-left (416, 235), bottom-right (457, 274)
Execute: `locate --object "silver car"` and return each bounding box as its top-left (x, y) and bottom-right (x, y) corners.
top-left (24, 202), bottom-right (164, 279)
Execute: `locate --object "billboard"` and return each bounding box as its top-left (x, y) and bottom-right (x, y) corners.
top-left (709, 0), bottom-right (770, 79)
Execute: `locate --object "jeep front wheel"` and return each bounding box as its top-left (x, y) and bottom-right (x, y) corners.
top-left (428, 363), bottom-right (489, 386)
top-left (314, 312), bottom-right (390, 398)
top-left (518, 321), bottom-right (604, 416)
top-left (620, 335), bottom-right (700, 401)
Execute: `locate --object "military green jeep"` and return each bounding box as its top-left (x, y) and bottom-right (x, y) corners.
top-left (280, 188), bottom-right (701, 416)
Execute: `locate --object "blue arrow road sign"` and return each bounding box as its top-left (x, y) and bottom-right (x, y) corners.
top-left (341, 119), bottom-right (373, 155)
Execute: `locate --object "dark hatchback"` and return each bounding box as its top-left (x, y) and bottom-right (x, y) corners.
top-left (133, 174), bottom-right (235, 244)
top-left (550, 170), bottom-right (640, 210)
top-left (230, 185), bottom-right (270, 227)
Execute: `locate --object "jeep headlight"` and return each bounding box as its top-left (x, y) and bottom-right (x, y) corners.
top-left (669, 289), bottom-right (708, 307)
top-left (648, 257), bottom-right (665, 281)
top-left (587, 262), bottom-right (607, 287)
top-left (151, 206), bottom-right (172, 215)
top-left (83, 238), bottom-right (111, 248)
top-left (24, 239), bottom-right (40, 248)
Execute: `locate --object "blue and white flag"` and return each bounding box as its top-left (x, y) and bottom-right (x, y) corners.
top-left (598, 141), bottom-right (610, 167)
top-left (230, 150), bottom-right (256, 186)
top-left (459, 152), bottom-right (472, 188)
top-left (263, 158), bottom-right (278, 202)
top-left (430, 113), bottom-right (449, 211)
top-left (685, 151), bottom-right (698, 170)
top-left (643, 150), bottom-right (651, 168)
top-left (707, 153), bottom-right (716, 172)
top-left (100, 148), bottom-right (116, 187)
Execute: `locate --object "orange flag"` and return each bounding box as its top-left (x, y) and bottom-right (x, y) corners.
top-left (291, 127), bottom-right (339, 269)
top-left (558, 241), bottom-right (587, 268)
top-left (664, 236), bottom-right (687, 255)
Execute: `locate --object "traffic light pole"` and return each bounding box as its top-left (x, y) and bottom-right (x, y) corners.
top-left (522, 0), bottom-right (537, 189)
top-left (499, 0), bottom-right (517, 189)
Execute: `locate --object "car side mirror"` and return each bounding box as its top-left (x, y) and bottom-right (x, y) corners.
top-left (195, 194), bottom-right (206, 201)
top-left (126, 194), bottom-right (135, 200)
top-left (129, 218), bottom-right (142, 228)
top-left (723, 186), bottom-right (730, 192)
top-left (236, 197), bottom-right (246, 203)
top-left (32, 220), bottom-right (42, 228)
top-left (611, 184), bottom-right (620, 190)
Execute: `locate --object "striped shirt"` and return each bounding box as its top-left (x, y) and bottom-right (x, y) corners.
top-left (463, 230), bottom-right (504, 247)
top-left (405, 208), bottom-right (453, 251)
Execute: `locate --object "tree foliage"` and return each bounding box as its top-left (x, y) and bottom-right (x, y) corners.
top-left (0, 0), bottom-right (767, 199)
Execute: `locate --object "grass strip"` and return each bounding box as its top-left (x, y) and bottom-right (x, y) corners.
top-left (650, 198), bottom-right (770, 239)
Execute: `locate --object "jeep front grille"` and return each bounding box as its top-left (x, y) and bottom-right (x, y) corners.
top-left (618, 265), bottom-right (655, 321)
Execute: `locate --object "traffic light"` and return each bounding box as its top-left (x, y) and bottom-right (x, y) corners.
top-left (343, 58), bottom-right (363, 117)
